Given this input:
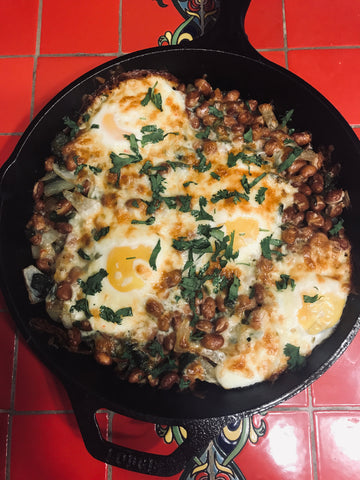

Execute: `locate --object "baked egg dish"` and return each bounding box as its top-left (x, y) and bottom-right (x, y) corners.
top-left (24, 70), bottom-right (352, 390)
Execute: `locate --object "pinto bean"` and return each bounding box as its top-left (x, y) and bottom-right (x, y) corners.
top-left (68, 327), bottom-right (81, 348)
top-left (310, 195), bottom-right (326, 212)
top-left (264, 139), bottom-right (282, 157)
top-left (56, 282), bottom-right (72, 301)
top-left (223, 115), bottom-right (238, 128)
top-left (237, 294), bottom-right (257, 312)
top-left (247, 99), bottom-right (258, 111)
top-left (201, 333), bottom-right (224, 350)
top-left (163, 332), bottom-right (176, 352)
top-left (282, 206), bottom-right (304, 225)
top-left (216, 293), bottom-right (227, 312)
top-left (162, 269), bottom-right (182, 288)
top-left (286, 159), bottom-right (307, 176)
top-left (212, 88), bottom-right (223, 101)
top-left (188, 111), bottom-right (201, 129)
top-left (128, 368), bottom-right (145, 383)
top-left (33, 181), bottom-right (44, 201)
top-left (306, 211), bottom-right (325, 228)
top-left (203, 114), bottom-right (217, 126)
top-left (293, 192), bottom-right (310, 212)
top-left (195, 102), bottom-right (209, 118)
top-left (55, 222), bottom-right (73, 234)
top-left (225, 101), bottom-right (243, 116)
top-left (30, 233), bottom-right (42, 246)
top-left (299, 164), bottom-right (317, 179)
top-left (281, 226), bottom-right (298, 245)
top-left (94, 352), bottom-right (112, 365)
top-left (326, 203), bottom-right (344, 218)
top-left (223, 90), bottom-right (240, 102)
top-left (145, 298), bottom-right (164, 318)
top-left (309, 173), bottom-right (324, 193)
top-left (194, 78), bottom-right (212, 96)
top-left (55, 198), bottom-right (73, 216)
top-left (201, 297), bottom-right (216, 320)
top-left (324, 189), bottom-right (344, 204)
top-left (322, 217), bottom-right (333, 233)
top-left (196, 320), bottom-right (213, 333)
top-left (298, 184), bottom-right (312, 196)
top-left (32, 213), bottom-right (46, 231)
top-left (291, 132), bottom-right (312, 146)
top-left (36, 257), bottom-right (52, 272)
top-left (214, 317), bottom-right (229, 333)
top-left (185, 90), bottom-right (201, 108)
top-left (44, 156), bottom-right (55, 172)
top-left (160, 372), bottom-right (179, 390)
top-left (158, 312), bottom-right (172, 332)
top-left (203, 140), bottom-right (218, 155)
top-left (253, 283), bottom-right (266, 305)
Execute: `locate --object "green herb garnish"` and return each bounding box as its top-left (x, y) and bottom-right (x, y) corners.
top-left (100, 305), bottom-right (133, 324)
top-left (149, 239), bottom-right (161, 271)
top-left (78, 269), bottom-right (108, 296)
top-left (92, 226), bottom-right (110, 241)
top-left (141, 81), bottom-right (163, 111)
top-left (276, 274), bottom-right (296, 291)
top-left (284, 343), bottom-right (306, 371)
top-left (70, 298), bottom-right (92, 318)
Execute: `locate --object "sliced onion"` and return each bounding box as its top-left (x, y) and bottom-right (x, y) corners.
top-left (63, 190), bottom-right (99, 214)
top-left (53, 163), bottom-right (77, 183)
top-left (43, 178), bottom-right (75, 197)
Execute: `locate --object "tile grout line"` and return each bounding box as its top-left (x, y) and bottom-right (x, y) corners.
top-left (118, 0), bottom-right (123, 57)
top-left (107, 410), bottom-right (114, 480)
top-left (5, 333), bottom-right (19, 480)
top-left (308, 387), bottom-right (319, 480)
top-left (29, 0), bottom-right (43, 122)
top-left (281, 0), bottom-right (289, 69)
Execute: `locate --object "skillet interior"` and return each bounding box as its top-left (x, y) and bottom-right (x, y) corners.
top-left (1, 46), bottom-right (360, 424)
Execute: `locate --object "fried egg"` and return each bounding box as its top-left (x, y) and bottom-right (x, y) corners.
top-left (27, 71), bottom-right (351, 391)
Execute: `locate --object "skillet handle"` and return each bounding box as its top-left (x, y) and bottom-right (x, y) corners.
top-left (190, 0), bottom-right (263, 60)
top-left (66, 383), bottom-right (233, 476)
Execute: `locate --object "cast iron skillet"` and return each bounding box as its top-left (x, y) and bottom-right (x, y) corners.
top-left (1, 0), bottom-right (360, 475)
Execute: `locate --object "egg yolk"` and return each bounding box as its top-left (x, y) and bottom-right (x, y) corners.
top-left (298, 293), bottom-right (346, 334)
top-left (107, 245), bottom-right (152, 292)
top-left (226, 217), bottom-right (259, 250)
top-left (102, 113), bottom-right (129, 141)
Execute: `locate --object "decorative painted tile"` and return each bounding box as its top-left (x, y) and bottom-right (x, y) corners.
top-left (237, 412), bottom-right (313, 480)
top-left (0, 58), bottom-right (34, 133)
top-left (311, 332), bottom-right (360, 406)
top-left (33, 56), bottom-right (116, 117)
top-left (246, 0), bottom-right (284, 50)
top-left (0, 312), bottom-right (15, 410)
top-left (314, 411), bottom-right (360, 479)
top-left (0, 414), bottom-right (8, 480)
top-left (40, 0), bottom-right (120, 54)
top-left (122, 0), bottom-right (189, 53)
top-left (0, 135), bottom-right (21, 168)
top-left (285, 0), bottom-right (360, 48)
top-left (288, 49), bottom-right (360, 125)
top-left (0, 0), bottom-right (39, 55)
top-left (10, 413), bottom-right (107, 480)
top-left (15, 338), bottom-right (72, 411)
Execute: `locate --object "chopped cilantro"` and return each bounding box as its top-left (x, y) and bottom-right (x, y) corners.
top-left (243, 128), bottom-right (253, 143)
top-left (329, 218), bottom-right (344, 236)
top-left (210, 172), bottom-right (220, 180)
top-left (281, 109), bottom-right (294, 128)
top-left (195, 126), bottom-right (211, 139)
top-left (284, 343), bottom-right (306, 371)
top-left (78, 248), bottom-right (91, 261)
top-left (276, 274), bottom-right (296, 291)
top-left (227, 151), bottom-right (266, 169)
top-left (70, 298), bottom-right (92, 318)
top-left (131, 216), bottom-right (156, 225)
top-left (141, 81), bottom-right (163, 111)
top-left (191, 196), bottom-right (214, 221)
top-left (208, 105), bottom-right (224, 118)
top-left (109, 134), bottom-right (142, 185)
top-left (277, 146), bottom-right (303, 173)
top-left (149, 239), bottom-right (161, 270)
top-left (147, 338), bottom-right (165, 358)
top-left (100, 305), bottom-right (133, 324)
top-left (92, 226), bottom-right (110, 241)
top-left (226, 276), bottom-right (240, 307)
top-left (90, 124), bottom-right (100, 129)
top-left (140, 124), bottom-right (178, 147)
top-left (260, 235), bottom-right (284, 260)
top-left (211, 189), bottom-right (249, 204)
top-left (63, 116), bottom-right (79, 139)
top-left (303, 294), bottom-right (320, 303)
top-left (183, 181), bottom-right (198, 187)
top-left (255, 186), bottom-right (268, 204)
top-left (193, 149), bottom-right (211, 173)
top-left (89, 165), bottom-right (102, 174)
top-left (78, 269), bottom-right (108, 296)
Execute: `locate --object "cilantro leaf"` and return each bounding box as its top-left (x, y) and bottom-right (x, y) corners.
top-left (243, 128), bottom-right (253, 143)
top-left (210, 172), bottom-right (220, 180)
top-left (77, 248), bottom-right (91, 261)
top-left (149, 239), bottom-right (161, 270)
top-left (329, 218), bottom-right (344, 236)
top-left (195, 126), bottom-right (211, 139)
top-left (303, 294), bottom-right (320, 303)
top-left (226, 276), bottom-right (240, 306)
top-left (277, 146), bottom-right (303, 173)
top-left (140, 125), bottom-right (178, 147)
top-left (211, 189), bottom-right (249, 204)
top-left (276, 274), bottom-right (296, 291)
top-left (70, 298), bottom-right (92, 318)
top-left (191, 196), bottom-right (214, 222)
top-left (260, 235), bottom-right (284, 260)
top-left (92, 226), bottom-right (110, 241)
top-left (284, 343), bottom-right (306, 371)
top-left (141, 82), bottom-right (163, 111)
top-left (78, 269), bottom-right (108, 296)
top-left (255, 186), bottom-right (268, 204)
top-left (131, 216), bottom-right (156, 225)
top-left (208, 105), bottom-right (224, 118)
top-left (63, 116), bottom-right (79, 139)
top-left (147, 338), bottom-right (165, 358)
top-left (100, 305), bottom-right (133, 324)
top-left (194, 148), bottom-right (211, 173)
top-left (281, 109), bottom-right (294, 128)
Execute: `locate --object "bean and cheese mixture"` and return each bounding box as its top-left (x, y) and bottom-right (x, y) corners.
top-left (25, 70), bottom-right (351, 390)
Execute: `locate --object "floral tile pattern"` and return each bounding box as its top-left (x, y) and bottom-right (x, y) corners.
top-left (1, 1), bottom-right (360, 479)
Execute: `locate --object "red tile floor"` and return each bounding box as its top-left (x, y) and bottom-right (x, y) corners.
top-left (1, 0), bottom-right (360, 478)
